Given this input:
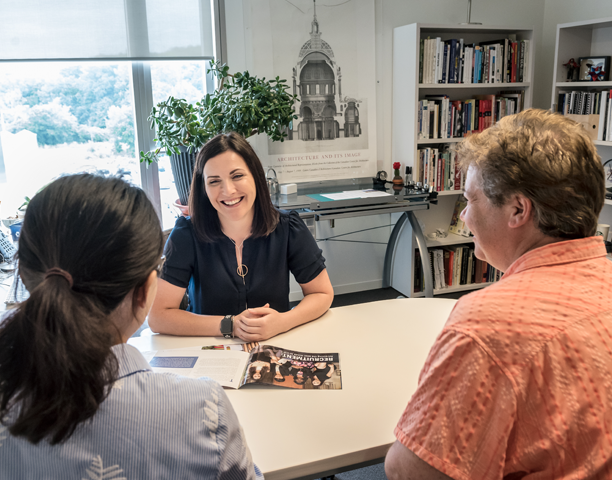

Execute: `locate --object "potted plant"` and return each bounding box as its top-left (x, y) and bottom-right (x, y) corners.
top-left (139, 61), bottom-right (297, 206)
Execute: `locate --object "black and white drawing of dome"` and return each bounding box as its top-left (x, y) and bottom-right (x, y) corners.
top-left (288, 0), bottom-right (361, 141)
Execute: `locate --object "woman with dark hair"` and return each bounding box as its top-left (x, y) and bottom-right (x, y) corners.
top-left (0, 174), bottom-right (261, 479)
top-left (149, 132), bottom-right (334, 341)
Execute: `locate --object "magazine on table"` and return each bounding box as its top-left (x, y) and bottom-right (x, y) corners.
top-left (146, 343), bottom-right (342, 390)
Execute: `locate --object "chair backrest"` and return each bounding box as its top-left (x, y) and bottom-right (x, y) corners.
top-left (161, 228), bottom-right (189, 311)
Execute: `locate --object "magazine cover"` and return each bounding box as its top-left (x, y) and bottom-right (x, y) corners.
top-left (148, 343), bottom-right (342, 390)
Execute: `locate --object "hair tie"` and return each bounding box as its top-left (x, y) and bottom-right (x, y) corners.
top-left (44, 268), bottom-right (74, 288)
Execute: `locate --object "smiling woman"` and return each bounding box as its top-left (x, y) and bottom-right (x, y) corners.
top-left (148, 132), bottom-right (334, 341)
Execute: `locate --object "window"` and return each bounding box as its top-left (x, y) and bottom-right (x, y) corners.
top-left (0, 0), bottom-right (219, 230)
top-left (150, 61), bottom-right (214, 229)
top-left (0, 62), bottom-right (139, 215)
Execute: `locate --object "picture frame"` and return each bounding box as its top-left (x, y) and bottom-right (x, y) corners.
top-left (578, 56), bottom-right (611, 81)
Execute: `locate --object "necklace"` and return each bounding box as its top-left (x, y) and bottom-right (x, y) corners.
top-left (227, 237), bottom-right (248, 284)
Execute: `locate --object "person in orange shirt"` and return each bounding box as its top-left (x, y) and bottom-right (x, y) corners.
top-left (386, 109), bottom-right (612, 480)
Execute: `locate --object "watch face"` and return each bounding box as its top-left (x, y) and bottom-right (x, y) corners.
top-left (376, 170), bottom-right (388, 181)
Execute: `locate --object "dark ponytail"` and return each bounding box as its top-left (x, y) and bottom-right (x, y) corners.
top-left (0, 174), bottom-right (163, 444)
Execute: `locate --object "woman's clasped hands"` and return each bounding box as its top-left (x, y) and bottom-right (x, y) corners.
top-left (234, 303), bottom-right (287, 341)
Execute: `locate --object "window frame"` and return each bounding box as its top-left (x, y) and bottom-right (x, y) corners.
top-left (133, 0), bottom-right (226, 222)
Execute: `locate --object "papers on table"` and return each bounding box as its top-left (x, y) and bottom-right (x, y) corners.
top-left (320, 189), bottom-right (392, 201)
top-left (148, 346), bottom-right (250, 388)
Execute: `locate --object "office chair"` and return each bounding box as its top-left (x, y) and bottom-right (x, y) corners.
top-left (162, 228), bottom-right (189, 311)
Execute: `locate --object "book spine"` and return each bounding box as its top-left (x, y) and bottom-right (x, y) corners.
top-left (511, 43), bottom-right (517, 82)
top-left (608, 90), bottom-right (612, 141)
top-left (601, 92), bottom-right (609, 141)
top-left (419, 39), bottom-right (424, 84)
top-left (519, 40), bottom-right (525, 82)
top-left (486, 100), bottom-right (492, 129)
top-left (470, 249), bottom-right (476, 284)
top-left (435, 38), bottom-right (442, 84)
top-left (454, 158), bottom-right (461, 190)
top-left (448, 40), bottom-right (456, 84)
top-left (429, 250), bottom-right (436, 290)
top-left (426, 39), bottom-right (431, 84)
top-left (414, 249), bottom-right (422, 293)
top-left (523, 40), bottom-right (530, 81)
top-left (445, 153), bottom-right (451, 191)
top-left (445, 43), bottom-right (450, 84)
top-left (442, 43), bottom-right (448, 84)
top-left (460, 248), bottom-right (468, 285)
top-left (458, 43), bottom-right (464, 84)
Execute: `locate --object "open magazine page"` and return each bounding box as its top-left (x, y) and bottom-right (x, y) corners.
top-left (243, 345), bottom-right (342, 390)
top-left (149, 343), bottom-right (258, 389)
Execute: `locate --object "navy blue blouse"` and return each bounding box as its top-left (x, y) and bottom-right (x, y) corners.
top-left (161, 210), bottom-right (326, 316)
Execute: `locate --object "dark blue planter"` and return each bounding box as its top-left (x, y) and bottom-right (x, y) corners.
top-left (169, 147), bottom-right (197, 206)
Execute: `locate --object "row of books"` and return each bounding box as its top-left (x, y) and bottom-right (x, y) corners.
top-left (557, 89), bottom-right (612, 142)
top-left (417, 92), bottom-right (524, 140)
top-left (417, 147), bottom-right (465, 192)
top-left (557, 90), bottom-right (605, 116)
top-left (419, 36), bottom-right (531, 85)
top-left (414, 247), bottom-right (502, 293)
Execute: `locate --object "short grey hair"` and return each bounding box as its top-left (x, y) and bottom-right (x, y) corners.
top-left (456, 109), bottom-right (604, 239)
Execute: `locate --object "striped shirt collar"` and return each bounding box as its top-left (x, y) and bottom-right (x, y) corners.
top-left (111, 343), bottom-right (152, 379)
top-left (504, 236), bottom-right (607, 277)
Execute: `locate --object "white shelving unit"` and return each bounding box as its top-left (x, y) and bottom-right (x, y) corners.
top-left (551, 18), bottom-right (612, 232)
top-left (390, 23), bottom-right (535, 297)
top-left (412, 281), bottom-right (493, 298)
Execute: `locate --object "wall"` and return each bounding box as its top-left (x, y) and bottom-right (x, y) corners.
top-left (535, 0), bottom-right (612, 110)
top-left (223, 0), bottom-right (549, 299)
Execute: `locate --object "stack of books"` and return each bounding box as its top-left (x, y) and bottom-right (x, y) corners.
top-left (420, 36), bottom-right (530, 85)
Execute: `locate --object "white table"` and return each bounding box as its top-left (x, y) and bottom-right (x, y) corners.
top-left (128, 298), bottom-right (457, 480)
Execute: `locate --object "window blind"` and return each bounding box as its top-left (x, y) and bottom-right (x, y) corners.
top-left (0, 0), bottom-right (214, 61)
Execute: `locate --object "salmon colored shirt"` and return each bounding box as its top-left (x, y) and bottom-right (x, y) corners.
top-left (395, 237), bottom-right (612, 480)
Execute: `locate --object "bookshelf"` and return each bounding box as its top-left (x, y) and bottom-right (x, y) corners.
top-left (551, 17), bottom-right (612, 230)
top-left (412, 281), bottom-right (493, 299)
top-left (390, 23), bottom-right (535, 298)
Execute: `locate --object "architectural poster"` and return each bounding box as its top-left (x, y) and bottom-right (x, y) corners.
top-left (248, 0), bottom-right (377, 183)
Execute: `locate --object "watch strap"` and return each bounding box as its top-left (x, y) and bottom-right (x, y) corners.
top-left (220, 315), bottom-right (234, 338)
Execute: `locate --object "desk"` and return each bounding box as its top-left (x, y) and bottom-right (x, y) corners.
top-left (273, 179), bottom-right (437, 297)
top-left (129, 298), bottom-right (457, 480)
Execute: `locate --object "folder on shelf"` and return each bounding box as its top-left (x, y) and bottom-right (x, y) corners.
top-left (565, 114), bottom-right (599, 141)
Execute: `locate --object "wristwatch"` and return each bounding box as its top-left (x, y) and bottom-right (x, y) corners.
top-left (220, 315), bottom-right (234, 338)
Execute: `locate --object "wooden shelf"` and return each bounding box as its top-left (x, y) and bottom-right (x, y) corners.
top-left (419, 82), bottom-right (530, 89)
top-left (426, 232), bottom-right (473, 247)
